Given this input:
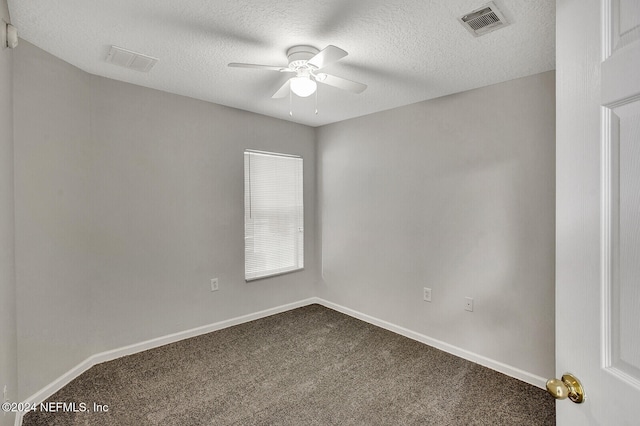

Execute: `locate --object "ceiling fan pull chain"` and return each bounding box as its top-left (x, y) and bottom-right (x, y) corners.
top-left (315, 89), bottom-right (318, 115)
top-left (289, 89), bottom-right (293, 117)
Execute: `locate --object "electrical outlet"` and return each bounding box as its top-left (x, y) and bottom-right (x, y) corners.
top-left (423, 287), bottom-right (432, 302)
top-left (465, 297), bottom-right (473, 312)
top-left (210, 278), bottom-right (219, 292)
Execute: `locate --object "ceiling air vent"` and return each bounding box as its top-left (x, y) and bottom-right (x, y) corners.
top-left (459, 2), bottom-right (509, 37)
top-left (106, 46), bottom-right (158, 72)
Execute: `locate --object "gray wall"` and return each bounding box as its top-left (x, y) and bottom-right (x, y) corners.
top-left (316, 71), bottom-right (556, 379)
top-left (14, 41), bottom-right (94, 400)
top-left (13, 42), bottom-right (316, 399)
top-left (11, 39), bottom-right (554, 399)
top-left (0, 0), bottom-right (17, 424)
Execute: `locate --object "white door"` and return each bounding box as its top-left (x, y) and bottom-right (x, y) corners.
top-left (556, 0), bottom-right (640, 424)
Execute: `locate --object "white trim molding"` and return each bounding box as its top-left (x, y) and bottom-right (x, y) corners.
top-left (316, 299), bottom-right (548, 390)
top-left (15, 296), bottom-right (546, 425)
top-left (14, 298), bottom-right (317, 426)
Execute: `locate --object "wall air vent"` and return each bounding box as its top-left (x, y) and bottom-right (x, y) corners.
top-left (459, 2), bottom-right (509, 37)
top-left (106, 46), bottom-right (158, 72)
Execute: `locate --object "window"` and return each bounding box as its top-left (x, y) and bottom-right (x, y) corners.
top-left (244, 150), bottom-right (304, 281)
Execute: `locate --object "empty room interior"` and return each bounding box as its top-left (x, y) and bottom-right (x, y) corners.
top-left (4, 0), bottom-right (629, 425)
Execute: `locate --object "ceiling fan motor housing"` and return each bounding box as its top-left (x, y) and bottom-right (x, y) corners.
top-left (287, 45), bottom-right (319, 70)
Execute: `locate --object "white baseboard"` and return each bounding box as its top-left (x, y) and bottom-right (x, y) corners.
top-left (14, 298), bottom-right (317, 426)
top-left (314, 298), bottom-right (547, 390)
top-left (15, 296), bottom-right (545, 425)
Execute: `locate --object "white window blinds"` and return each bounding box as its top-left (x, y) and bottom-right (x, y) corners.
top-left (244, 150), bottom-right (304, 281)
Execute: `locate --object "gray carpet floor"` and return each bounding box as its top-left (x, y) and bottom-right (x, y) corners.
top-left (23, 304), bottom-right (554, 425)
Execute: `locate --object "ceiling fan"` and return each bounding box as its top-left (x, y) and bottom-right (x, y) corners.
top-left (228, 45), bottom-right (367, 98)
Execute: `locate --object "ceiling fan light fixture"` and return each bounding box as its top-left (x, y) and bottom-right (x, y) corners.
top-left (290, 76), bottom-right (317, 97)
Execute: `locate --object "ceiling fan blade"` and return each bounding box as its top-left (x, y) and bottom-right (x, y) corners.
top-left (272, 79), bottom-right (291, 98)
top-left (228, 63), bottom-right (294, 72)
top-left (307, 45), bottom-right (348, 69)
top-left (317, 74), bottom-right (367, 94)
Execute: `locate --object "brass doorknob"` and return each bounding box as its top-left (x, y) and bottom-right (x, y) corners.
top-left (546, 373), bottom-right (585, 403)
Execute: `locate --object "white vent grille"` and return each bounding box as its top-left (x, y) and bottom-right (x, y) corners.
top-left (459, 2), bottom-right (509, 37)
top-left (106, 46), bottom-right (158, 72)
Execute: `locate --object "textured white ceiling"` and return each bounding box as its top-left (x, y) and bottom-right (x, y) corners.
top-left (7, 0), bottom-right (555, 127)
